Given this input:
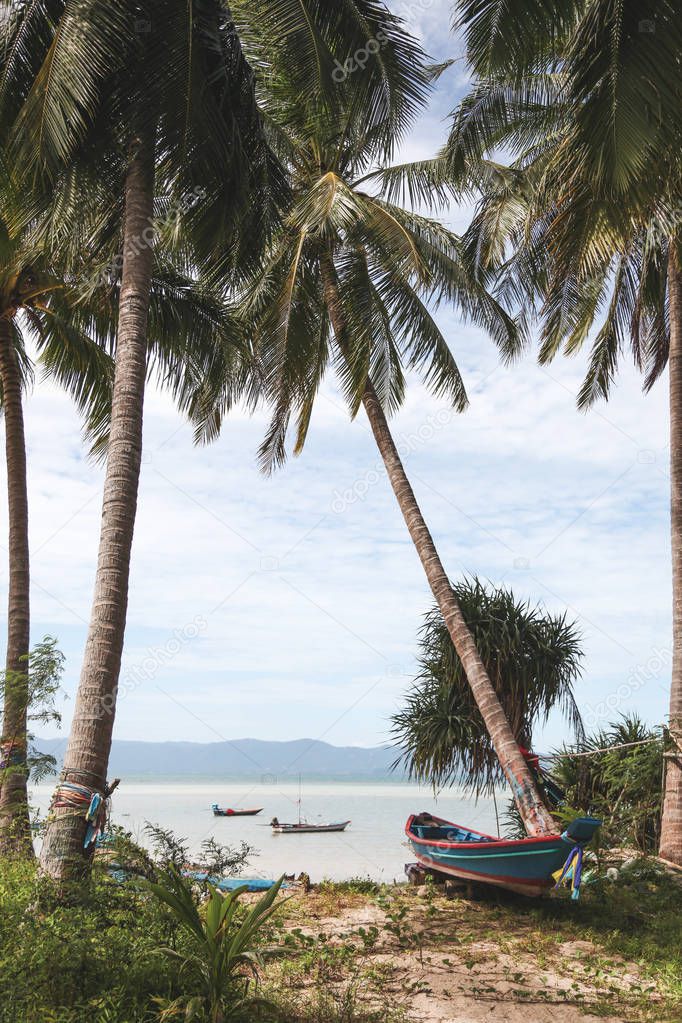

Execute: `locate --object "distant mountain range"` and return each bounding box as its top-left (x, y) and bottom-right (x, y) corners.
top-left (36, 737), bottom-right (407, 781)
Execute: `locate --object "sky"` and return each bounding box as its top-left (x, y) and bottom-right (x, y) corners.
top-left (1, 1), bottom-right (672, 756)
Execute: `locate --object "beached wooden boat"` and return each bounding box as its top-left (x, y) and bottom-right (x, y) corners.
top-left (270, 817), bottom-right (350, 834)
top-left (406, 812), bottom-right (601, 897)
top-left (211, 804), bottom-right (263, 817)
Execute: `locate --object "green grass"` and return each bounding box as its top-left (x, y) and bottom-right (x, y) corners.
top-left (0, 857), bottom-right (680, 1023)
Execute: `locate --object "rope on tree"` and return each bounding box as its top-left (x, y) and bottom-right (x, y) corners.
top-left (538, 736), bottom-right (662, 761)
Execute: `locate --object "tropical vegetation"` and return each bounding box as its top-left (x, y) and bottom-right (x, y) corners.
top-left (552, 715), bottom-right (664, 853)
top-left (392, 579), bottom-right (584, 794)
top-left (447, 0), bottom-right (682, 864)
top-left (1, 825), bottom-right (681, 1023)
top-left (0, 0), bottom-right (678, 1016)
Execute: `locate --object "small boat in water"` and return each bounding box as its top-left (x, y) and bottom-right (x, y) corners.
top-left (406, 812), bottom-right (601, 897)
top-left (212, 804), bottom-right (263, 817)
top-left (270, 774), bottom-right (350, 834)
top-left (270, 817), bottom-right (350, 834)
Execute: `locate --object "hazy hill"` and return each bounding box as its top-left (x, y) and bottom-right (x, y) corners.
top-left (36, 736), bottom-right (405, 780)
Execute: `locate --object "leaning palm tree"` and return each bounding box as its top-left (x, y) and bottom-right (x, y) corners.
top-left (4, 0), bottom-right (440, 881)
top-left (447, 0), bottom-right (682, 864)
top-left (392, 578), bottom-right (584, 795)
top-left (211, 20), bottom-right (558, 836)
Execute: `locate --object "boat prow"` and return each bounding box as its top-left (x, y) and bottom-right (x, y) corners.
top-left (405, 812), bottom-right (600, 898)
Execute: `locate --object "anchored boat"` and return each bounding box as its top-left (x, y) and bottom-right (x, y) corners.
top-left (270, 817), bottom-right (350, 834)
top-left (406, 812), bottom-right (600, 897)
top-left (270, 774), bottom-right (350, 833)
top-left (211, 804), bottom-right (263, 817)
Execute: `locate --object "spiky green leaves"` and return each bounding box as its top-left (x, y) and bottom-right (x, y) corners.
top-left (392, 577), bottom-right (584, 794)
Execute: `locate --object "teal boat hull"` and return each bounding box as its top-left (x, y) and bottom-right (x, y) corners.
top-left (406, 813), bottom-right (600, 897)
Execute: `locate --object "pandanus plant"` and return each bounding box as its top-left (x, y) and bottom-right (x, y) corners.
top-left (392, 578), bottom-right (584, 795)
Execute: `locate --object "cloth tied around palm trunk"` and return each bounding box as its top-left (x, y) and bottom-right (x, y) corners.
top-left (50, 780), bottom-right (110, 848)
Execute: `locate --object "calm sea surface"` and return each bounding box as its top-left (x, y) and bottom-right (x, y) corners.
top-left (30, 781), bottom-right (503, 882)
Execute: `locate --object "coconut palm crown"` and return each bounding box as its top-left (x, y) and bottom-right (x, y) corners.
top-left (446, 0), bottom-right (682, 863)
top-left (214, 32), bottom-right (517, 463)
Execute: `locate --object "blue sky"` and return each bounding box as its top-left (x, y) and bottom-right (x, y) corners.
top-left (3, 1), bottom-right (672, 754)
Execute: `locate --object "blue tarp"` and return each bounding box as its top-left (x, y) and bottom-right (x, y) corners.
top-left (183, 871), bottom-right (279, 892)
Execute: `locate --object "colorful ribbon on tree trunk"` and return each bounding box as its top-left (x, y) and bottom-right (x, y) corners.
top-left (50, 781), bottom-right (109, 848)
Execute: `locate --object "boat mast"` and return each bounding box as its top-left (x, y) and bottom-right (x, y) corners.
top-left (298, 773), bottom-right (302, 826)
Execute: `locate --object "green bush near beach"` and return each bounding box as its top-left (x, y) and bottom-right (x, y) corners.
top-left (1, 855), bottom-right (681, 1023)
top-left (0, 860), bottom-right (177, 1023)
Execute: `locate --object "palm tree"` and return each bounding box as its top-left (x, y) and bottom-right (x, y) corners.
top-left (392, 578), bottom-right (584, 796)
top-left (447, 0), bottom-right (682, 862)
top-left (0, 201), bottom-right (114, 855)
top-left (213, 19), bottom-right (558, 836)
top-left (0, 169), bottom-right (247, 855)
top-left (3, 0), bottom-right (266, 881)
top-left (4, 0), bottom-right (436, 881)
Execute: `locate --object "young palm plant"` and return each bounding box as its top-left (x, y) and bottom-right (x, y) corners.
top-left (447, 0), bottom-right (682, 863)
top-left (216, 21), bottom-right (558, 836)
top-left (148, 870), bottom-right (284, 1023)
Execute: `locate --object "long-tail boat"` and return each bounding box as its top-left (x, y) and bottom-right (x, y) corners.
top-left (270, 816), bottom-right (350, 834)
top-left (211, 804), bottom-right (263, 817)
top-left (406, 812), bottom-right (600, 897)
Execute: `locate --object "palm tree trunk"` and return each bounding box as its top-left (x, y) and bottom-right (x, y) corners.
top-left (660, 243), bottom-right (682, 866)
top-left (321, 261), bottom-right (556, 837)
top-left (0, 315), bottom-right (32, 857)
top-left (39, 129), bottom-right (155, 882)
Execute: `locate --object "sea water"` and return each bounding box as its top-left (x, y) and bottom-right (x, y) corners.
top-left (30, 780), bottom-right (504, 882)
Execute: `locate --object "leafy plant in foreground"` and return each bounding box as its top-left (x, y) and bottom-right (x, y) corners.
top-left (148, 869), bottom-right (285, 1022)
